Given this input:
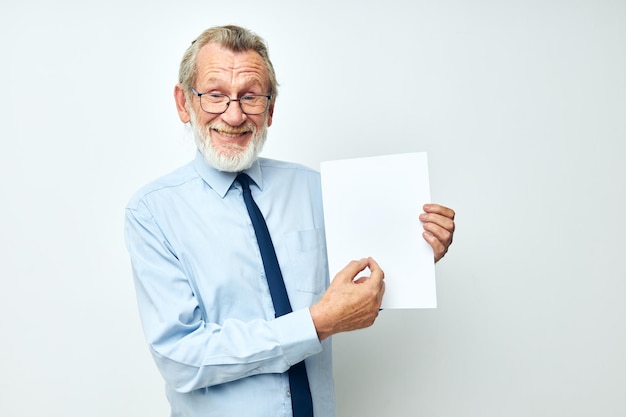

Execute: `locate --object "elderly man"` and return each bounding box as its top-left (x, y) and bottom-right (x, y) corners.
top-left (125, 25), bottom-right (455, 417)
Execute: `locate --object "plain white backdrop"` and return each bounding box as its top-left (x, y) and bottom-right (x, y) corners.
top-left (1, 1), bottom-right (625, 416)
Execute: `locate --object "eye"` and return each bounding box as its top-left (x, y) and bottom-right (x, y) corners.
top-left (205, 93), bottom-right (227, 103)
top-left (240, 95), bottom-right (263, 103)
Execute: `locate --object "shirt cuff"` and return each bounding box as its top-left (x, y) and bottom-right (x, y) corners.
top-left (271, 307), bottom-right (323, 366)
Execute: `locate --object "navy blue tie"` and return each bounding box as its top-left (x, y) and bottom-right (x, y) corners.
top-left (235, 173), bottom-right (314, 417)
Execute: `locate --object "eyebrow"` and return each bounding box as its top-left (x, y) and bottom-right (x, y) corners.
top-left (196, 80), bottom-right (267, 96)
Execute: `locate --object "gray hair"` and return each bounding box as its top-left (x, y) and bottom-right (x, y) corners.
top-left (178, 25), bottom-right (278, 103)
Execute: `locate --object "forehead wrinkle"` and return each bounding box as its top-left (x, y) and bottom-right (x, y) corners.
top-left (195, 45), bottom-right (269, 93)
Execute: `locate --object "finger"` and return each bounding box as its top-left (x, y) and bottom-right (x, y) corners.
top-left (334, 258), bottom-right (369, 284)
top-left (423, 230), bottom-right (445, 250)
top-left (366, 257), bottom-right (385, 284)
top-left (351, 259), bottom-right (383, 285)
top-left (420, 212), bottom-right (455, 234)
top-left (423, 231), bottom-right (447, 262)
top-left (367, 257), bottom-right (385, 279)
top-left (422, 203), bottom-right (455, 220)
top-left (422, 222), bottom-right (453, 246)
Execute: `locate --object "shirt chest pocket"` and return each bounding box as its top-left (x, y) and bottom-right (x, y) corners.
top-left (282, 229), bottom-right (327, 295)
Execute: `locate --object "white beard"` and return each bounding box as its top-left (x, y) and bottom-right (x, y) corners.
top-left (189, 107), bottom-right (268, 172)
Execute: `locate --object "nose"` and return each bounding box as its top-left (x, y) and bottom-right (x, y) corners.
top-left (220, 99), bottom-right (247, 126)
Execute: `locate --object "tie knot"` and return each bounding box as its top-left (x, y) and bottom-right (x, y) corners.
top-left (235, 173), bottom-right (252, 191)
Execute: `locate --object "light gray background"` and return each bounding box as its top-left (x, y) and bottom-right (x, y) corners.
top-left (1, 1), bottom-right (624, 416)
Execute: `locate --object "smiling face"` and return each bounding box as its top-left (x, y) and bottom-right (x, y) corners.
top-left (174, 43), bottom-right (274, 172)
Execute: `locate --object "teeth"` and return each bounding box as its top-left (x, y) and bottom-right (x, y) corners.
top-left (214, 129), bottom-right (248, 138)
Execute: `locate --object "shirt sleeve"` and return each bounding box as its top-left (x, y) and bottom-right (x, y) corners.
top-left (124, 201), bottom-right (323, 393)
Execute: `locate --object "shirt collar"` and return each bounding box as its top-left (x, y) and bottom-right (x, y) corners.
top-left (192, 150), bottom-right (264, 198)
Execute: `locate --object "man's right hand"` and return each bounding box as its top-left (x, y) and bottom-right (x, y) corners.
top-left (309, 257), bottom-right (385, 341)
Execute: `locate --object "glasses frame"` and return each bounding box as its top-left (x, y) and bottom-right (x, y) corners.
top-left (189, 87), bottom-right (272, 115)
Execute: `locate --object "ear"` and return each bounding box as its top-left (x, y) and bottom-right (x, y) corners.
top-left (174, 84), bottom-right (191, 123)
top-left (266, 103), bottom-right (274, 127)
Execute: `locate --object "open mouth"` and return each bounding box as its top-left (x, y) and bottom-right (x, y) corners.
top-left (212, 128), bottom-right (251, 138)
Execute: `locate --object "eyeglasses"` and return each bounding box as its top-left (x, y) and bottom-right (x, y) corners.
top-left (190, 87), bottom-right (271, 115)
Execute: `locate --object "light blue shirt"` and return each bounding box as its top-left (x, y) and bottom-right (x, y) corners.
top-left (125, 151), bottom-right (335, 417)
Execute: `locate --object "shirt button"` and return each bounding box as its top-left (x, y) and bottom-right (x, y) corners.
top-left (286, 390), bottom-right (291, 398)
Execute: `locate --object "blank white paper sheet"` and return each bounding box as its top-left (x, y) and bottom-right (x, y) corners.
top-left (320, 152), bottom-right (436, 309)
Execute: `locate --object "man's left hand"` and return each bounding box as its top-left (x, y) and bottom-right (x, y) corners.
top-left (420, 204), bottom-right (456, 262)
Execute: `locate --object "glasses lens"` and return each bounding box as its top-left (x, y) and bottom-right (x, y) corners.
top-left (240, 96), bottom-right (269, 115)
top-left (199, 94), bottom-right (228, 113)
top-left (198, 93), bottom-right (269, 114)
